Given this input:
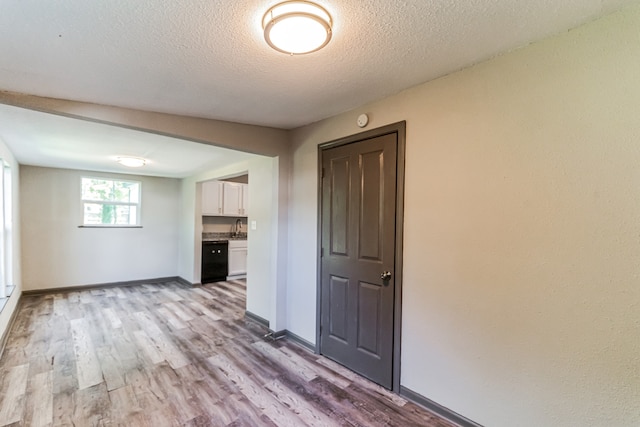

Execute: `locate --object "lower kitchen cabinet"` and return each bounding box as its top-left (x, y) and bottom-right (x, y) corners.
top-left (228, 240), bottom-right (248, 278)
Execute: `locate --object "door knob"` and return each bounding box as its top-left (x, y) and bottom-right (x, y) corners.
top-left (380, 271), bottom-right (392, 281)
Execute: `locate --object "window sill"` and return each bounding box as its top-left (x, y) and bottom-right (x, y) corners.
top-left (78, 226), bottom-right (143, 228)
top-left (0, 286), bottom-right (16, 314)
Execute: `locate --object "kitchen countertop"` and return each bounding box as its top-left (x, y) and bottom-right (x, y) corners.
top-left (202, 232), bottom-right (247, 242)
top-left (202, 237), bottom-right (247, 242)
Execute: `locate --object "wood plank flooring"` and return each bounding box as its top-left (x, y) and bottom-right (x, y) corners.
top-left (0, 280), bottom-right (456, 427)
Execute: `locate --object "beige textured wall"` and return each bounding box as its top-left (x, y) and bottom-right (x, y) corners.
top-left (288, 5), bottom-right (640, 427)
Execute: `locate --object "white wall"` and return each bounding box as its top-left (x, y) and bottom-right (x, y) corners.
top-left (288, 5), bottom-right (640, 427)
top-left (245, 156), bottom-right (282, 328)
top-left (20, 166), bottom-right (180, 290)
top-left (0, 138), bottom-right (20, 346)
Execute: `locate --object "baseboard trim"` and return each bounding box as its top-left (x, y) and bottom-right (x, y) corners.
top-left (22, 276), bottom-right (184, 296)
top-left (175, 277), bottom-right (197, 287)
top-left (241, 314), bottom-right (315, 352)
top-left (245, 310), bottom-right (269, 328)
top-left (284, 330), bottom-right (316, 352)
top-left (279, 333), bottom-right (479, 426)
top-left (0, 292), bottom-right (22, 360)
top-left (272, 330), bottom-right (287, 339)
top-left (400, 386), bottom-right (483, 427)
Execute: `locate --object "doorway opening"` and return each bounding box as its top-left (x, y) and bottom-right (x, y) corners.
top-left (201, 174), bottom-right (249, 284)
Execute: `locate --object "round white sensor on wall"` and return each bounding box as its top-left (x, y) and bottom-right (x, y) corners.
top-left (357, 114), bottom-right (369, 128)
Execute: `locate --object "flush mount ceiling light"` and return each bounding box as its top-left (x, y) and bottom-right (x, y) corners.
top-left (262, 1), bottom-right (332, 55)
top-left (116, 156), bottom-right (146, 168)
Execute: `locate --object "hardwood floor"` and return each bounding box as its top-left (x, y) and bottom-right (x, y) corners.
top-left (0, 280), bottom-right (456, 427)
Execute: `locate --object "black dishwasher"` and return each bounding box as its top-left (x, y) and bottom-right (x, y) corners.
top-left (201, 240), bottom-right (228, 284)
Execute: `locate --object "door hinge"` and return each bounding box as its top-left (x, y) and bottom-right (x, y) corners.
top-left (321, 167), bottom-right (325, 179)
top-left (321, 247), bottom-right (324, 257)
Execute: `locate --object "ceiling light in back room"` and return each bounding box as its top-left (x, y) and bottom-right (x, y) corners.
top-left (262, 1), bottom-right (332, 55)
top-left (116, 156), bottom-right (146, 167)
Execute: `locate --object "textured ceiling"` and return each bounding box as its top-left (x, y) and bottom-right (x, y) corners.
top-left (0, 0), bottom-right (637, 129)
top-left (0, 0), bottom-right (637, 178)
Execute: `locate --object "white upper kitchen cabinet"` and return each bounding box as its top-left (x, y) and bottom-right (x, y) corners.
top-left (201, 180), bottom-right (223, 215)
top-left (222, 182), bottom-right (248, 217)
top-left (222, 182), bottom-right (241, 216)
top-left (202, 180), bottom-right (248, 217)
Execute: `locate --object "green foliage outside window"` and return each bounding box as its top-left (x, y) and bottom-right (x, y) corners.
top-left (81, 178), bottom-right (141, 226)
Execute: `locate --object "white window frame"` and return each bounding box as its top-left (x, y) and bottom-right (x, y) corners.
top-left (0, 160), bottom-right (12, 300)
top-left (81, 176), bottom-right (142, 227)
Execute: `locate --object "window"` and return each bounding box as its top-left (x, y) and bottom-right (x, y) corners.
top-left (0, 160), bottom-right (12, 300)
top-left (81, 177), bottom-right (141, 226)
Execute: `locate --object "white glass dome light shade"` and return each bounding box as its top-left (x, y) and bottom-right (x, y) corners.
top-left (116, 156), bottom-right (146, 167)
top-left (267, 14), bottom-right (329, 54)
top-left (263, 1), bottom-right (332, 55)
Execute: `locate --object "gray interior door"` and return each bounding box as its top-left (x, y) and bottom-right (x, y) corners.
top-left (320, 132), bottom-right (398, 389)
